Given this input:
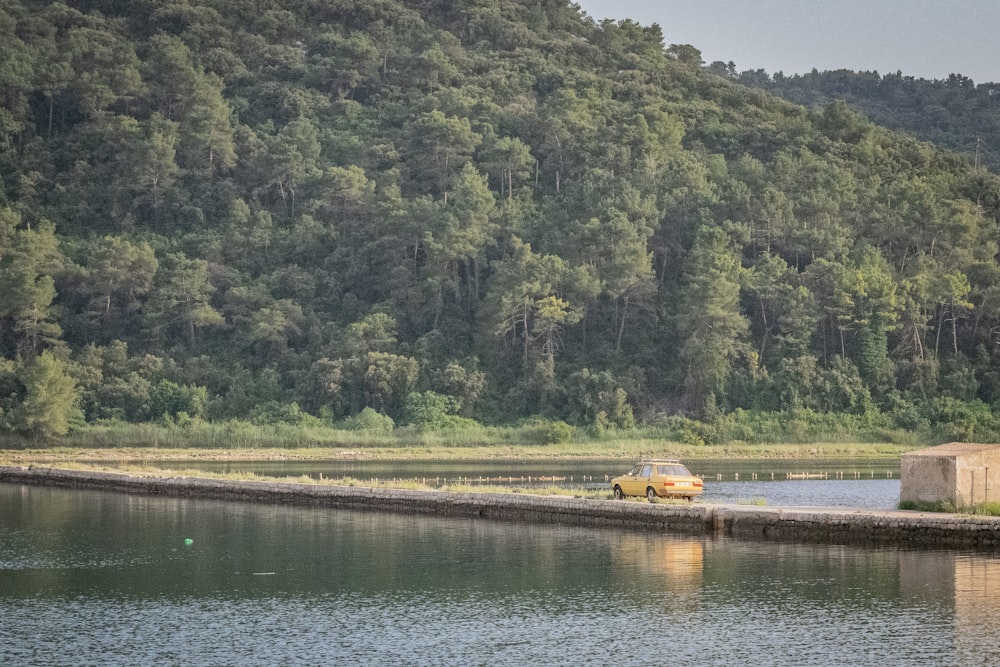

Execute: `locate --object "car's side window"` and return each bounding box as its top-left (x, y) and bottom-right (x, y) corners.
top-left (640, 465), bottom-right (653, 477)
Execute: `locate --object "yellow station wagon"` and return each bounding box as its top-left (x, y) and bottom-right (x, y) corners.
top-left (611, 459), bottom-right (704, 502)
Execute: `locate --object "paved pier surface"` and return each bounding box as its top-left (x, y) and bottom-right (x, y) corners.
top-left (4, 466), bottom-right (1000, 550)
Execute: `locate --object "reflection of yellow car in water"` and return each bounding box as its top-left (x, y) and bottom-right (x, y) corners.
top-left (612, 536), bottom-right (705, 589)
top-left (611, 459), bottom-right (704, 502)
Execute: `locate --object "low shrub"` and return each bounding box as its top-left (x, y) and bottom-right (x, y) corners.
top-left (248, 401), bottom-right (305, 425)
top-left (339, 407), bottom-right (395, 433)
top-left (520, 418), bottom-right (574, 445)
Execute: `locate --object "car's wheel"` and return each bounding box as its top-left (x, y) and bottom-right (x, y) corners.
top-left (646, 487), bottom-right (658, 503)
top-left (613, 485), bottom-right (625, 500)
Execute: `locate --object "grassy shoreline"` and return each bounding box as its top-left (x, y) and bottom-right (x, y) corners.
top-left (1, 461), bottom-right (622, 500)
top-left (0, 440), bottom-right (913, 465)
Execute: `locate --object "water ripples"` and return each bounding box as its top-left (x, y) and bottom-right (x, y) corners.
top-left (0, 586), bottom-right (969, 666)
top-left (3, 484), bottom-right (998, 666)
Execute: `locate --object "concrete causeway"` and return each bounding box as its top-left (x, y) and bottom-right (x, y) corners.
top-left (4, 465), bottom-right (1000, 550)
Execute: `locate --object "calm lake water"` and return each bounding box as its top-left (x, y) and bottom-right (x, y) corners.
top-left (3, 483), bottom-right (1000, 666)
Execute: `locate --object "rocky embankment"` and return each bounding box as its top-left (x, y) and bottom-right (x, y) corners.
top-left (3, 465), bottom-right (1000, 549)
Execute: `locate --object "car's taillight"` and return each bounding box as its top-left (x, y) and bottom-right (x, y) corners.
top-left (663, 481), bottom-right (674, 486)
top-left (694, 481), bottom-right (703, 487)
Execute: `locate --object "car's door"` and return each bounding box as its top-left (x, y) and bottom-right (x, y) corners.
top-left (619, 464), bottom-right (641, 495)
top-left (625, 463), bottom-right (653, 496)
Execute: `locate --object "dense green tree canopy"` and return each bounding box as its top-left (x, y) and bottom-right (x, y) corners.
top-left (2, 0), bottom-right (1000, 437)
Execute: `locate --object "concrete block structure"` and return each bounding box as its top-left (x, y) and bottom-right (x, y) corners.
top-left (900, 442), bottom-right (1000, 506)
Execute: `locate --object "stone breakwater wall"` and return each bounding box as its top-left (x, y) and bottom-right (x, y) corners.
top-left (4, 466), bottom-right (1000, 549)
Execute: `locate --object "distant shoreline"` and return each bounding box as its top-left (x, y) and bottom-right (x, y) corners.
top-left (0, 442), bottom-right (911, 465)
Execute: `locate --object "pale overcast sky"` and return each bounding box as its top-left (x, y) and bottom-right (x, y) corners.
top-left (575, 0), bottom-right (1000, 84)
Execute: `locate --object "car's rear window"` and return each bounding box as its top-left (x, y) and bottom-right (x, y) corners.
top-left (658, 465), bottom-right (692, 476)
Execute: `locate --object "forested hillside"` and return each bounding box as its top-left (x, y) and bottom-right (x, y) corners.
top-left (3, 0), bottom-right (1000, 441)
top-left (738, 68), bottom-right (1000, 172)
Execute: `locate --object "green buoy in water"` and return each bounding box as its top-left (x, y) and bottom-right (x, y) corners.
top-left (184, 538), bottom-right (194, 545)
